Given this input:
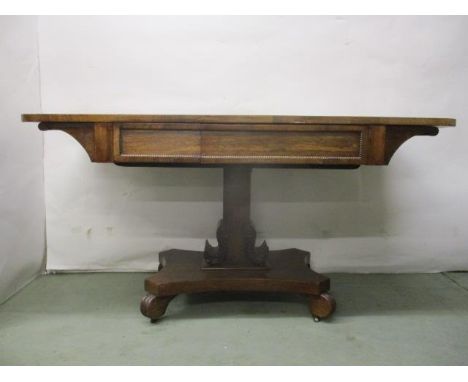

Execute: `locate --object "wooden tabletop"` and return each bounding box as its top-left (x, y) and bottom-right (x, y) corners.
top-left (24, 113), bottom-right (454, 166)
top-left (22, 114), bottom-right (455, 126)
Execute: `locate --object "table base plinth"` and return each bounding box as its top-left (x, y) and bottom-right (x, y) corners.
top-left (140, 248), bottom-right (335, 322)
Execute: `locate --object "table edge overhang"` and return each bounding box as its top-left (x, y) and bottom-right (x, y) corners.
top-left (21, 114), bottom-right (456, 127)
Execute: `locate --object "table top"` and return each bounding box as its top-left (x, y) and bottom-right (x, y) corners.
top-left (22, 114), bottom-right (455, 126)
top-left (23, 113), bottom-right (455, 166)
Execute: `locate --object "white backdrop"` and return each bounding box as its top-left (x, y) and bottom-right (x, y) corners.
top-left (0, 16), bottom-right (45, 303)
top-left (38, 16), bottom-right (468, 272)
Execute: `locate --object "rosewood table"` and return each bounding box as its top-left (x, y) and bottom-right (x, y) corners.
top-left (22, 114), bottom-right (455, 322)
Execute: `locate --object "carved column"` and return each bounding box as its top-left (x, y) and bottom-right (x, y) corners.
top-left (203, 166), bottom-right (268, 269)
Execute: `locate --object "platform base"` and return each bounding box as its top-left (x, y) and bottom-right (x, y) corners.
top-left (141, 248), bottom-right (336, 322)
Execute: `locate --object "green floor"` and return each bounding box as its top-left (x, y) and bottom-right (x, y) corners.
top-left (1, 272), bottom-right (468, 365)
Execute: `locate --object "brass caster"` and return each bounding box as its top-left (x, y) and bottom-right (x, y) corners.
top-left (309, 292), bottom-right (336, 321)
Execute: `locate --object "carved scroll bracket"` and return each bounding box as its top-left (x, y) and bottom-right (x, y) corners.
top-left (203, 219), bottom-right (269, 268)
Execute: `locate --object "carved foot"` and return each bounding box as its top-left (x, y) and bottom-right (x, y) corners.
top-left (309, 293), bottom-right (336, 322)
top-left (140, 294), bottom-right (176, 321)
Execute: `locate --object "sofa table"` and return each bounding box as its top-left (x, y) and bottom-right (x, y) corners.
top-left (22, 114), bottom-right (455, 322)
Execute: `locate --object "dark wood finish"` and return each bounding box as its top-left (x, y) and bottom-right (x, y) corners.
top-left (24, 114), bottom-right (455, 322)
top-left (203, 167), bottom-right (268, 268)
top-left (113, 124), bottom-right (367, 165)
top-left (117, 129), bottom-right (201, 164)
top-left (141, 249), bottom-right (335, 321)
top-left (93, 123), bottom-right (114, 162)
top-left (200, 130), bottom-right (362, 165)
top-left (140, 294), bottom-right (176, 322)
top-left (22, 113), bottom-right (455, 126)
top-left (384, 125), bottom-right (439, 164)
top-left (32, 118), bottom-right (450, 166)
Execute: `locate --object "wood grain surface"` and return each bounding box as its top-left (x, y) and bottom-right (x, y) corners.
top-left (31, 115), bottom-right (453, 166)
top-left (22, 113), bottom-right (455, 126)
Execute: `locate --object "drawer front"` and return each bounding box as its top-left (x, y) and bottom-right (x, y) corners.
top-left (114, 124), bottom-right (365, 165)
top-left (200, 130), bottom-right (363, 164)
top-left (115, 128), bottom-right (201, 163)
